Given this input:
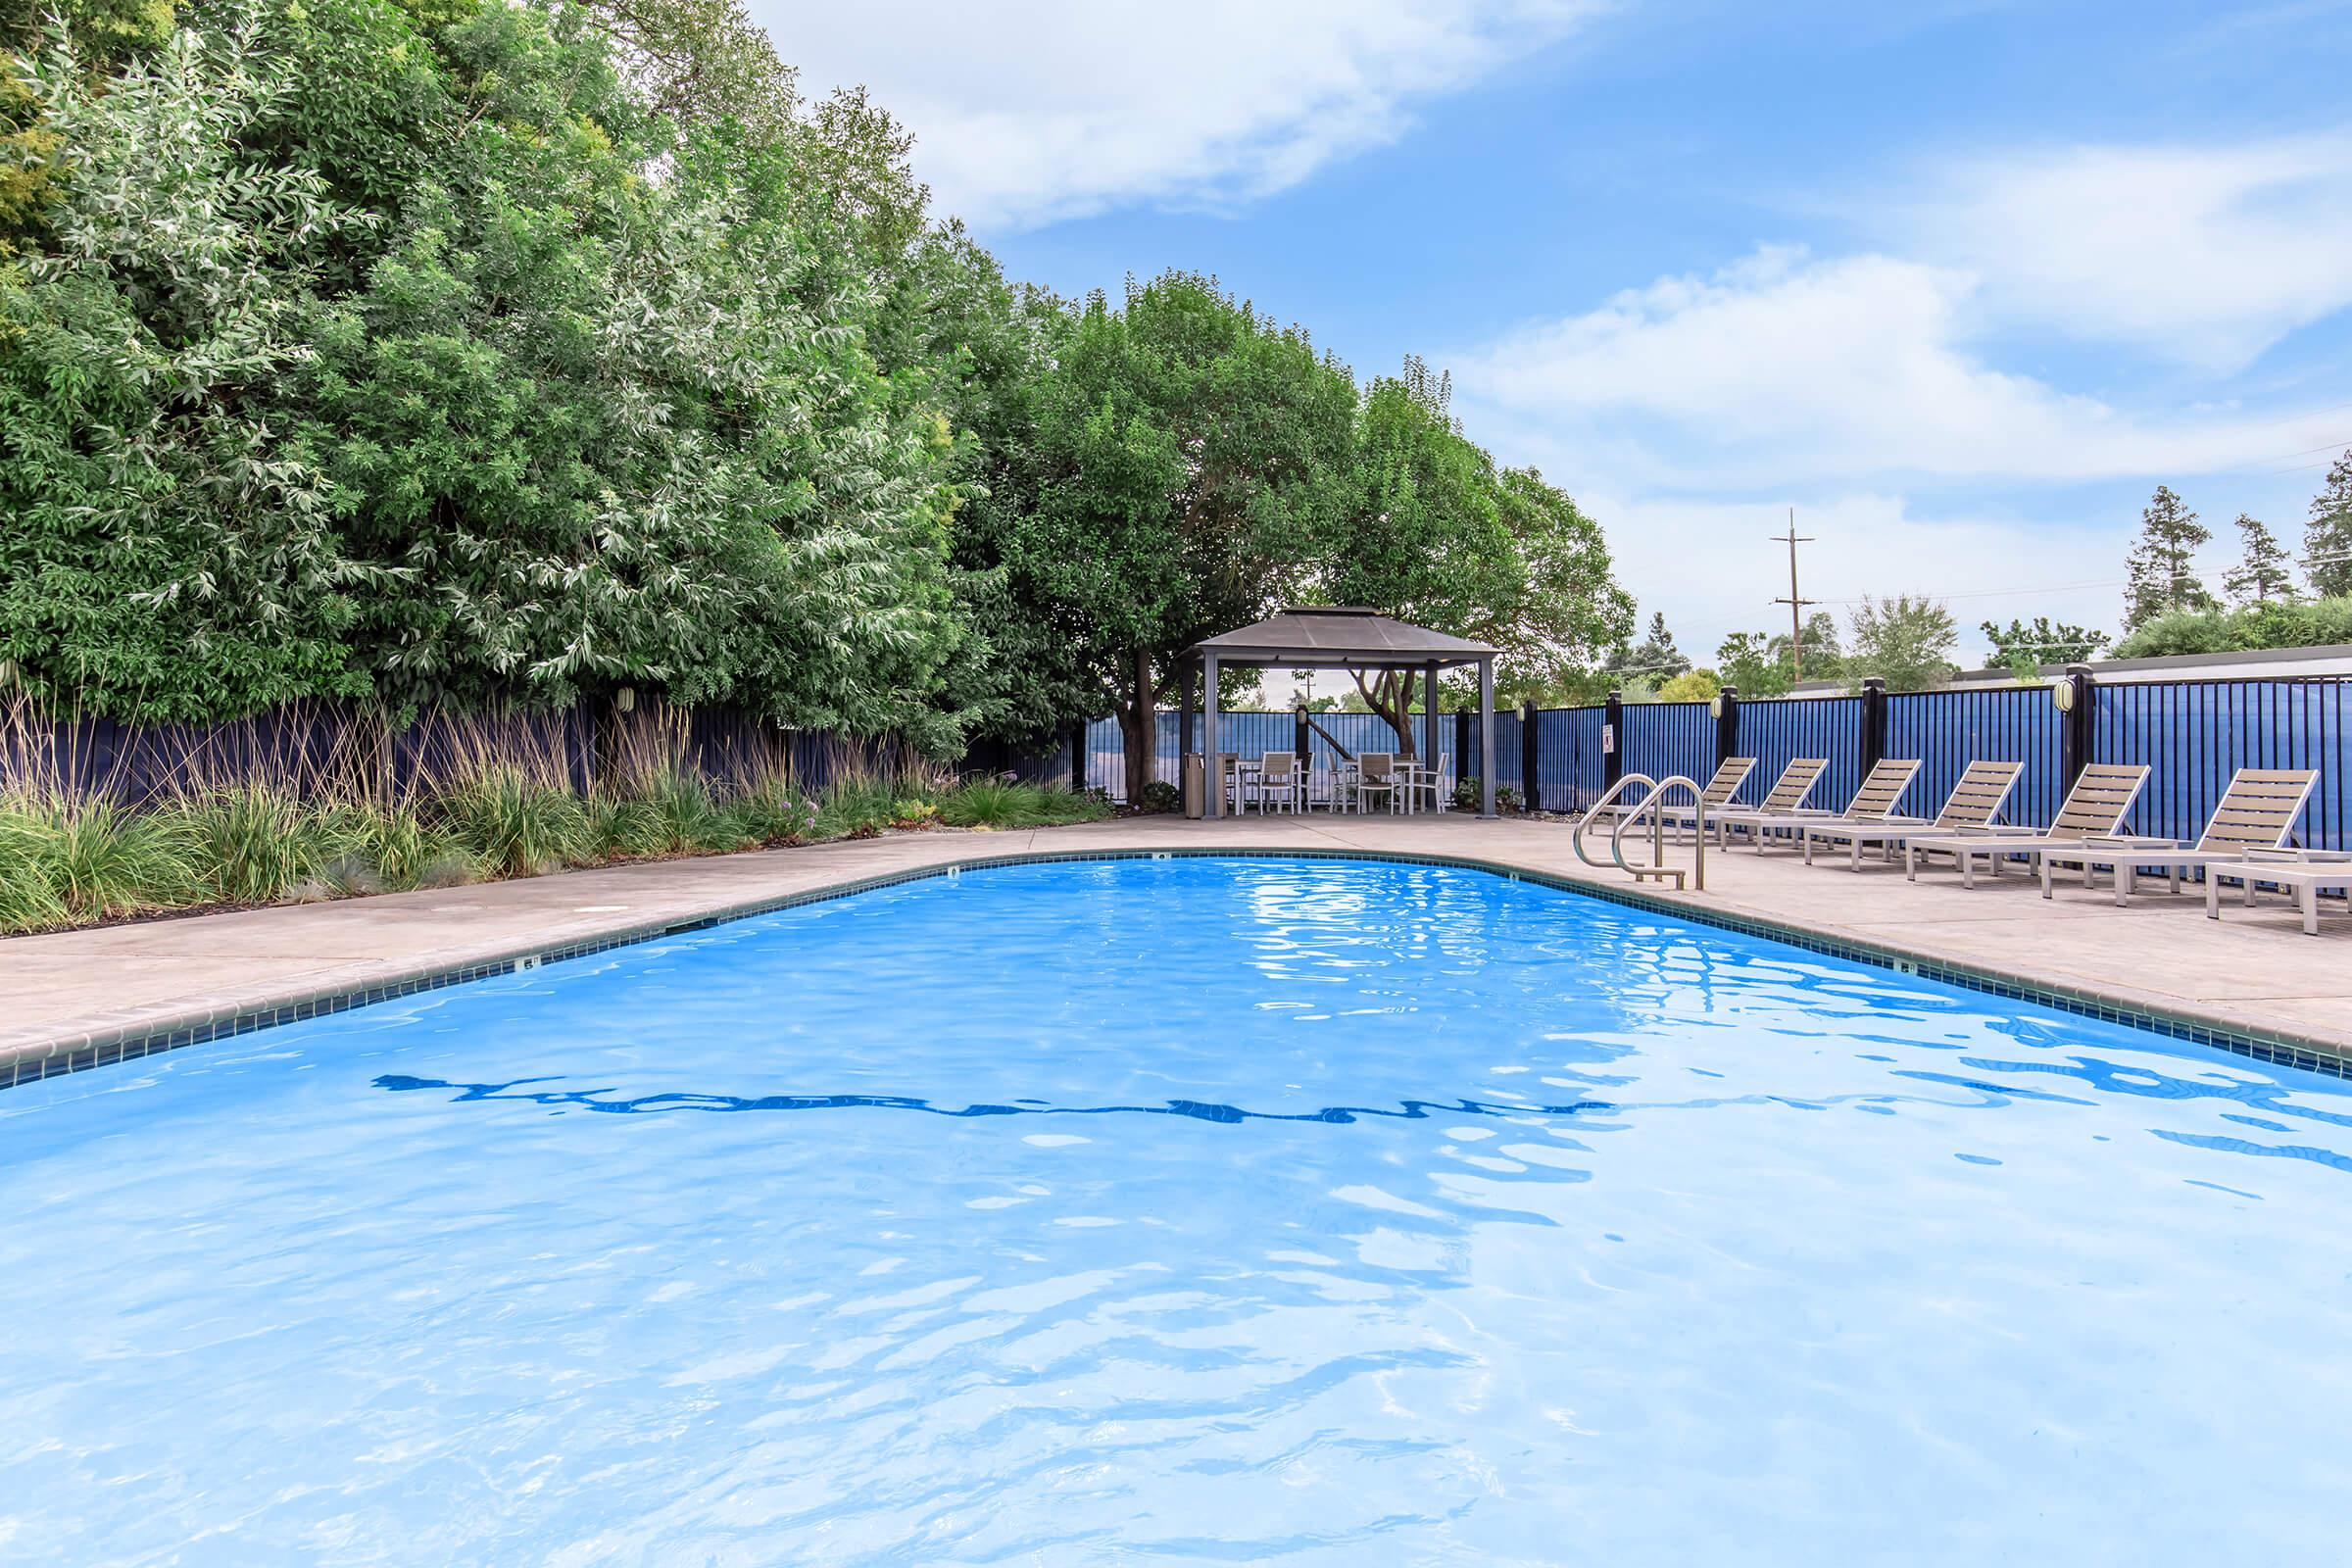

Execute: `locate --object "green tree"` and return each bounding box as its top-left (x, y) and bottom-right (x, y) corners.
top-left (1621, 611), bottom-right (1690, 679)
top-left (2123, 485), bottom-right (2214, 629)
top-left (2307, 452), bottom-right (2352, 599)
top-left (1322, 362), bottom-right (1631, 747)
top-left (1980, 616), bottom-right (2105, 677)
top-left (1486, 466), bottom-right (1634, 703)
top-left (1714, 632), bottom-right (1790, 697)
top-left (1011, 272), bottom-right (1356, 799)
top-left (2113, 597), bottom-right (2352, 659)
top-left (2223, 513), bottom-right (2295, 607)
top-left (0, 21), bottom-right (388, 717)
top-left (1848, 594), bottom-right (1957, 692)
top-left (1654, 668), bottom-right (1720, 704)
top-left (1771, 610), bottom-right (1844, 684)
top-left (1324, 361), bottom-right (1514, 755)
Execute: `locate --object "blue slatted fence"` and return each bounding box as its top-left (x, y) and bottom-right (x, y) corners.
top-left (2093, 678), bottom-right (2350, 849)
top-left (1734, 696), bottom-right (1861, 810)
top-left (1883, 687), bottom-right (2065, 828)
top-left (1620, 703), bottom-right (1716, 792)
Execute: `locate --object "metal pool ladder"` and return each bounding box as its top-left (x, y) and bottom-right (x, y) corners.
top-left (1571, 772), bottom-right (1708, 892)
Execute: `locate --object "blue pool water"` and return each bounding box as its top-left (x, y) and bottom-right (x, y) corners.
top-left (4, 857), bottom-right (2351, 1564)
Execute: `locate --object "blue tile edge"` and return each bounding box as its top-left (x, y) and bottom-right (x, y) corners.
top-left (7, 846), bottom-right (2345, 1092)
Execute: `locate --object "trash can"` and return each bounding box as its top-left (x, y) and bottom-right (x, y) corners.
top-left (1184, 754), bottom-right (1204, 818)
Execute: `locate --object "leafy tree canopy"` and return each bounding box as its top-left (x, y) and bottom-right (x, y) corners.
top-left (1848, 594), bottom-right (1957, 692)
top-left (0, 0), bottom-right (1638, 760)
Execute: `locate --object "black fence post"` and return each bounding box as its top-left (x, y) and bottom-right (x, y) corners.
top-left (2059, 663), bottom-right (2095, 792)
top-left (1858, 677), bottom-right (1887, 788)
top-left (1602, 690), bottom-right (1625, 792)
top-left (1070, 721), bottom-right (1086, 792)
top-left (1294, 705), bottom-right (1310, 767)
top-left (1715, 684), bottom-right (1740, 772)
top-left (1455, 708), bottom-right (1471, 780)
top-left (1519, 699), bottom-right (1539, 808)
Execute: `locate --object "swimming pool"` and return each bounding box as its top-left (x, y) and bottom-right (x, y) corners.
top-left (3, 855), bottom-right (2348, 1563)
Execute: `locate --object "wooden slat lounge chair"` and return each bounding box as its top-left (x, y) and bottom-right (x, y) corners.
top-left (2026, 767), bottom-right (2322, 906)
top-left (2205, 850), bottom-right (2352, 935)
top-left (1903, 762), bottom-right (2151, 887)
top-left (1706, 758), bottom-right (1829, 848)
top-left (1799, 760), bottom-right (2024, 871)
top-left (1653, 756), bottom-right (1757, 842)
top-left (1717, 759), bottom-right (1921, 854)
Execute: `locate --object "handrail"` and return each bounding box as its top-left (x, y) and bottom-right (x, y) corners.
top-left (1610, 775), bottom-right (1707, 891)
top-left (1572, 773), bottom-right (1656, 870)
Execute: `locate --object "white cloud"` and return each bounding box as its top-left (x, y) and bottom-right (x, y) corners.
top-left (755, 0), bottom-right (1596, 229)
top-left (1894, 133), bottom-right (2352, 371)
top-left (1450, 245), bottom-right (2352, 492)
top-left (1447, 229), bottom-right (2352, 662)
top-left (1588, 491), bottom-right (2131, 666)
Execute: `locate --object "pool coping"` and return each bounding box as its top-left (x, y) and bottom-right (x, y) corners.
top-left (8, 844), bottom-right (2349, 1091)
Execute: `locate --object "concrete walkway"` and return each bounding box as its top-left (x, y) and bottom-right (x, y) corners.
top-left (5, 812), bottom-right (2347, 1078)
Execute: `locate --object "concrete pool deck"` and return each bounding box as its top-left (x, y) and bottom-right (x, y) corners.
top-left (4, 811), bottom-right (2348, 1082)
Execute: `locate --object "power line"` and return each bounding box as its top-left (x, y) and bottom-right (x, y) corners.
top-left (1803, 549), bottom-right (2352, 609)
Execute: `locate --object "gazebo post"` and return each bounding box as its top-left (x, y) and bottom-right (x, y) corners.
top-left (1423, 658), bottom-right (1439, 769)
top-left (1178, 658), bottom-right (1196, 767)
top-left (1478, 657), bottom-right (1496, 819)
top-left (1202, 652), bottom-right (1221, 818)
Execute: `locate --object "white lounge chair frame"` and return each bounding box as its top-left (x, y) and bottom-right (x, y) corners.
top-left (1799, 760), bottom-right (2024, 871)
top-left (2205, 850), bottom-right (2352, 935)
top-left (1902, 763), bottom-right (2151, 887)
top-left (2028, 767), bottom-right (2321, 906)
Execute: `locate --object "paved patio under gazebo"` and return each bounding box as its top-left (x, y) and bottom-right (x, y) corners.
top-left (1179, 607), bottom-right (1499, 818)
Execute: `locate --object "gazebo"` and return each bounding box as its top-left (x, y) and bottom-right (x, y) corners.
top-left (1179, 607), bottom-right (1499, 818)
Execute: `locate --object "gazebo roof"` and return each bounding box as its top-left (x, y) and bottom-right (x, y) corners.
top-left (1185, 607), bottom-right (1496, 668)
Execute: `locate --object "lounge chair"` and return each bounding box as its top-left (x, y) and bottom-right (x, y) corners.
top-left (1716, 759), bottom-right (1922, 854)
top-left (1651, 756), bottom-right (1757, 842)
top-left (2205, 850), bottom-right (2352, 935)
top-left (2026, 767), bottom-right (2322, 906)
top-left (1903, 762), bottom-right (2151, 887)
top-left (1799, 760), bottom-right (2024, 871)
top-left (1705, 758), bottom-right (1829, 848)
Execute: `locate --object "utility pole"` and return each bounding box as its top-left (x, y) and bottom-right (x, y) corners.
top-left (1770, 508), bottom-right (1818, 683)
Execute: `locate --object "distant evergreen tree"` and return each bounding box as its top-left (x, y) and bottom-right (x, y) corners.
top-left (1624, 611), bottom-right (1690, 677)
top-left (2307, 452), bottom-right (2352, 599)
top-left (2223, 513), bottom-right (2296, 606)
top-left (2122, 486), bottom-right (2214, 631)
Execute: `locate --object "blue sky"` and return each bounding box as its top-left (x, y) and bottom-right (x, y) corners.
top-left (762, 0), bottom-right (2352, 663)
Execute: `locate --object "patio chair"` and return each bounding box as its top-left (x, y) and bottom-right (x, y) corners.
top-left (1354, 752), bottom-right (1400, 813)
top-left (1243, 750), bottom-right (1302, 814)
top-left (1716, 759), bottom-right (1919, 853)
top-left (1799, 760), bottom-right (2024, 872)
top-left (1903, 762), bottom-right (2151, 887)
top-left (1706, 758), bottom-right (1830, 847)
top-left (2025, 767), bottom-right (2322, 906)
top-left (2205, 850), bottom-right (2352, 935)
top-left (1416, 752), bottom-right (1452, 813)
